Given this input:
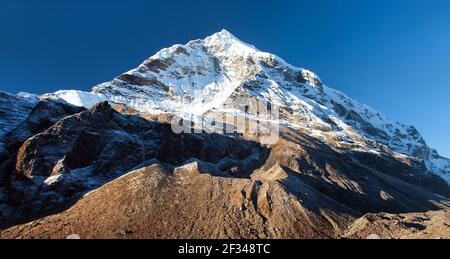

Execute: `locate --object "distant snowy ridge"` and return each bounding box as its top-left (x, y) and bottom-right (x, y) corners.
top-left (40, 29), bottom-right (449, 184)
top-left (43, 90), bottom-right (107, 108)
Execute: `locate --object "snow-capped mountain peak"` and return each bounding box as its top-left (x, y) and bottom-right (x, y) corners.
top-left (204, 29), bottom-right (259, 55)
top-left (46, 30), bottom-right (449, 184)
top-left (1, 29), bottom-right (450, 238)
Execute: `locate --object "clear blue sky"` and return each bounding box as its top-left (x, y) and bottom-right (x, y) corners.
top-left (1, 0), bottom-right (449, 157)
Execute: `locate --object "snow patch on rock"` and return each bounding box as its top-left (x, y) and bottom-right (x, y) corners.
top-left (49, 90), bottom-right (107, 108)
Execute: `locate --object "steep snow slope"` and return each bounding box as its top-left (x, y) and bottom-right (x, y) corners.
top-left (48, 30), bottom-right (449, 184)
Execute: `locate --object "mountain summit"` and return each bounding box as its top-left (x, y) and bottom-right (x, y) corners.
top-left (1, 30), bottom-right (449, 239)
top-left (51, 30), bottom-right (449, 184)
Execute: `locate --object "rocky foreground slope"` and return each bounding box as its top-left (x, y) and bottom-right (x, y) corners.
top-left (0, 100), bottom-right (448, 238)
top-left (0, 30), bottom-right (449, 239)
